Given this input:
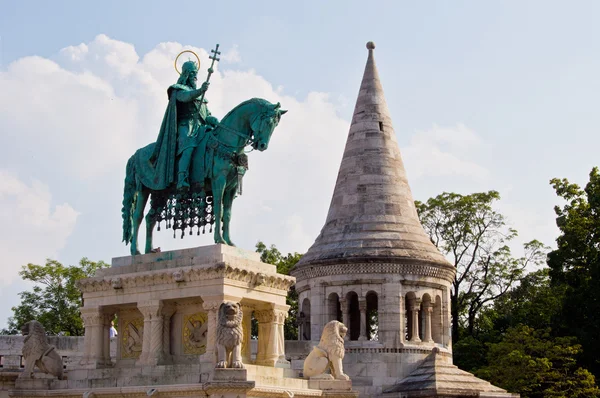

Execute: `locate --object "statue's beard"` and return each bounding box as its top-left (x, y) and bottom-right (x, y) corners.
top-left (188, 79), bottom-right (197, 89)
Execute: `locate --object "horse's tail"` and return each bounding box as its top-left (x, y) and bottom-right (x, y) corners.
top-left (122, 154), bottom-right (137, 245)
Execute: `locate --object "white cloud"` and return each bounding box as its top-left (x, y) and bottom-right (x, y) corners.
top-left (0, 171), bottom-right (78, 326)
top-left (403, 123), bottom-right (490, 180)
top-left (0, 171), bottom-right (79, 284)
top-left (221, 45), bottom-right (242, 64)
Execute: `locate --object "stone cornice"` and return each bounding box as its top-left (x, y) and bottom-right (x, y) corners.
top-left (344, 346), bottom-right (453, 357)
top-left (292, 260), bottom-right (456, 284)
top-left (77, 263), bottom-right (295, 294)
top-left (248, 386), bottom-right (322, 397)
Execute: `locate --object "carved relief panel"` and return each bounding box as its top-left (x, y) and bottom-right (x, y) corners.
top-left (182, 312), bottom-right (208, 355)
top-left (120, 315), bottom-right (144, 359)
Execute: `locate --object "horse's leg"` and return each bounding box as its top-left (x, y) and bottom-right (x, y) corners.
top-left (144, 194), bottom-right (158, 254)
top-left (222, 186), bottom-right (235, 246)
top-left (212, 174), bottom-right (227, 244)
top-left (131, 189), bottom-right (149, 255)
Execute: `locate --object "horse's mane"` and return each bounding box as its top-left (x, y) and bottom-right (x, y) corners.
top-left (220, 98), bottom-right (273, 122)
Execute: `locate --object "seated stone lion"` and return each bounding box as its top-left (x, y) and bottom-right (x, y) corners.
top-left (303, 320), bottom-right (349, 380)
top-left (19, 320), bottom-right (64, 380)
top-left (216, 302), bottom-right (244, 369)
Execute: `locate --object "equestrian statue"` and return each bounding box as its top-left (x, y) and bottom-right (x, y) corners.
top-left (122, 45), bottom-right (286, 255)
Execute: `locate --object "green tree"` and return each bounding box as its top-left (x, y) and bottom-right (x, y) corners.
top-left (456, 268), bottom-right (564, 372)
top-left (548, 167), bottom-right (600, 378)
top-left (2, 258), bottom-right (108, 336)
top-left (416, 191), bottom-right (546, 342)
top-left (255, 242), bottom-right (302, 340)
top-left (488, 268), bottom-right (565, 334)
top-left (476, 325), bottom-right (599, 398)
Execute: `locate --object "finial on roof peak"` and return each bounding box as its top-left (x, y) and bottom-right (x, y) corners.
top-left (366, 41), bottom-right (376, 50)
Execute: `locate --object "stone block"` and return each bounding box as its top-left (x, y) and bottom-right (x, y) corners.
top-left (14, 378), bottom-right (52, 390)
top-left (308, 378), bottom-right (353, 391)
top-left (210, 368), bottom-right (248, 381)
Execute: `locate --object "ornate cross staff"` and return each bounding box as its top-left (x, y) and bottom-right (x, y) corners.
top-left (199, 44), bottom-right (221, 104)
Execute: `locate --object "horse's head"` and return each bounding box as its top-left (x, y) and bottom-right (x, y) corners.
top-left (250, 101), bottom-right (287, 151)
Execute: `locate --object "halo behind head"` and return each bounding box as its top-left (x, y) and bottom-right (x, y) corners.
top-left (175, 50), bottom-right (201, 75)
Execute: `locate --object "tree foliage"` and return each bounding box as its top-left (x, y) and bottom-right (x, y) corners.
top-left (2, 258), bottom-right (108, 336)
top-left (487, 268), bottom-right (565, 335)
top-left (476, 325), bottom-right (599, 398)
top-left (416, 191), bottom-right (547, 342)
top-left (548, 167), bottom-right (600, 378)
top-left (255, 241), bottom-right (302, 340)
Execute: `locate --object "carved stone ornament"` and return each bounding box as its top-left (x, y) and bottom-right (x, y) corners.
top-left (77, 263), bottom-right (294, 293)
top-left (111, 277), bottom-right (123, 289)
top-left (183, 312), bottom-right (208, 355)
top-left (121, 317), bottom-right (144, 359)
top-left (303, 320), bottom-right (350, 380)
top-left (19, 320), bottom-right (64, 380)
top-left (216, 302), bottom-right (244, 369)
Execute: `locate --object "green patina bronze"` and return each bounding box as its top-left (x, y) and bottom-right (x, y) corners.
top-left (121, 44), bottom-right (287, 254)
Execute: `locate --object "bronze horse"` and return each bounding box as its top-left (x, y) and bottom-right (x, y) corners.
top-left (122, 98), bottom-right (286, 255)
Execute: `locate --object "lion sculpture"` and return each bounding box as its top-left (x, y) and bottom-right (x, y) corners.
top-left (216, 302), bottom-right (244, 369)
top-left (303, 320), bottom-right (349, 380)
top-left (19, 320), bottom-right (64, 380)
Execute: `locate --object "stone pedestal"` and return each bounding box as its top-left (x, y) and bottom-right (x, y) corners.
top-left (308, 378), bottom-right (359, 397)
top-left (210, 368), bottom-right (248, 381)
top-left (78, 244), bottom-right (294, 371)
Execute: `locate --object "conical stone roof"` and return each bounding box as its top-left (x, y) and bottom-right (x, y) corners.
top-left (294, 42), bottom-right (451, 271)
top-left (382, 348), bottom-right (516, 397)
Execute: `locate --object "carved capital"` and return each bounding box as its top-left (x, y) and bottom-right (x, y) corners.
top-left (339, 298), bottom-right (348, 312)
top-left (80, 307), bottom-right (103, 327)
top-left (202, 300), bottom-right (224, 312)
top-left (241, 304), bottom-right (255, 314)
top-left (275, 309), bottom-right (288, 324)
top-left (254, 309), bottom-right (275, 323)
top-left (138, 300), bottom-right (163, 320)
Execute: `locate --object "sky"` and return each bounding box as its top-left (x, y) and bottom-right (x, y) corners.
top-left (1, 1), bottom-right (600, 329)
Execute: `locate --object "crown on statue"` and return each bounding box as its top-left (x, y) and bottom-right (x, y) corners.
top-left (181, 60), bottom-right (198, 74)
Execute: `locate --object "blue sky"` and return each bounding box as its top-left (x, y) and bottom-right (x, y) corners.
top-left (1, 1), bottom-right (600, 328)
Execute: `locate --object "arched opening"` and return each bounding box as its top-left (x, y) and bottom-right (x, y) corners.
top-left (420, 294), bottom-right (433, 343)
top-left (328, 293), bottom-right (342, 322)
top-left (300, 298), bottom-right (311, 340)
top-left (433, 295), bottom-right (443, 344)
top-left (346, 292), bottom-right (360, 340)
top-left (366, 291), bottom-right (378, 341)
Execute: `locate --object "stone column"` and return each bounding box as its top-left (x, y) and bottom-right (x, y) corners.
top-left (276, 308), bottom-right (289, 364)
top-left (80, 307), bottom-right (106, 368)
top-left (423, 304), bottom-right (433, 343)
top-left (409, 299), bottom-right (421, 343)
top-left (102, 312), bottom-right (115, 367)
top-left (138, 300), bottom-right (164, 366)
top-left (255, 306), bottom-right (288, 367)
top-left (340, 299), bottom-right (350, 341)
top-left (358, 299), bottom-right (368, 341)
top-left (241, 304), bottom-right (254, 363)
top-left (201, 300), bottom-right (223, 366)
top-left (162, 304), bottom-right (176, 364)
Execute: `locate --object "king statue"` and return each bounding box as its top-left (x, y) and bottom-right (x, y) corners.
top-left (122, 44), bottom-right (287, 254)
top-left (149, 59), bottom-right (219, 190)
